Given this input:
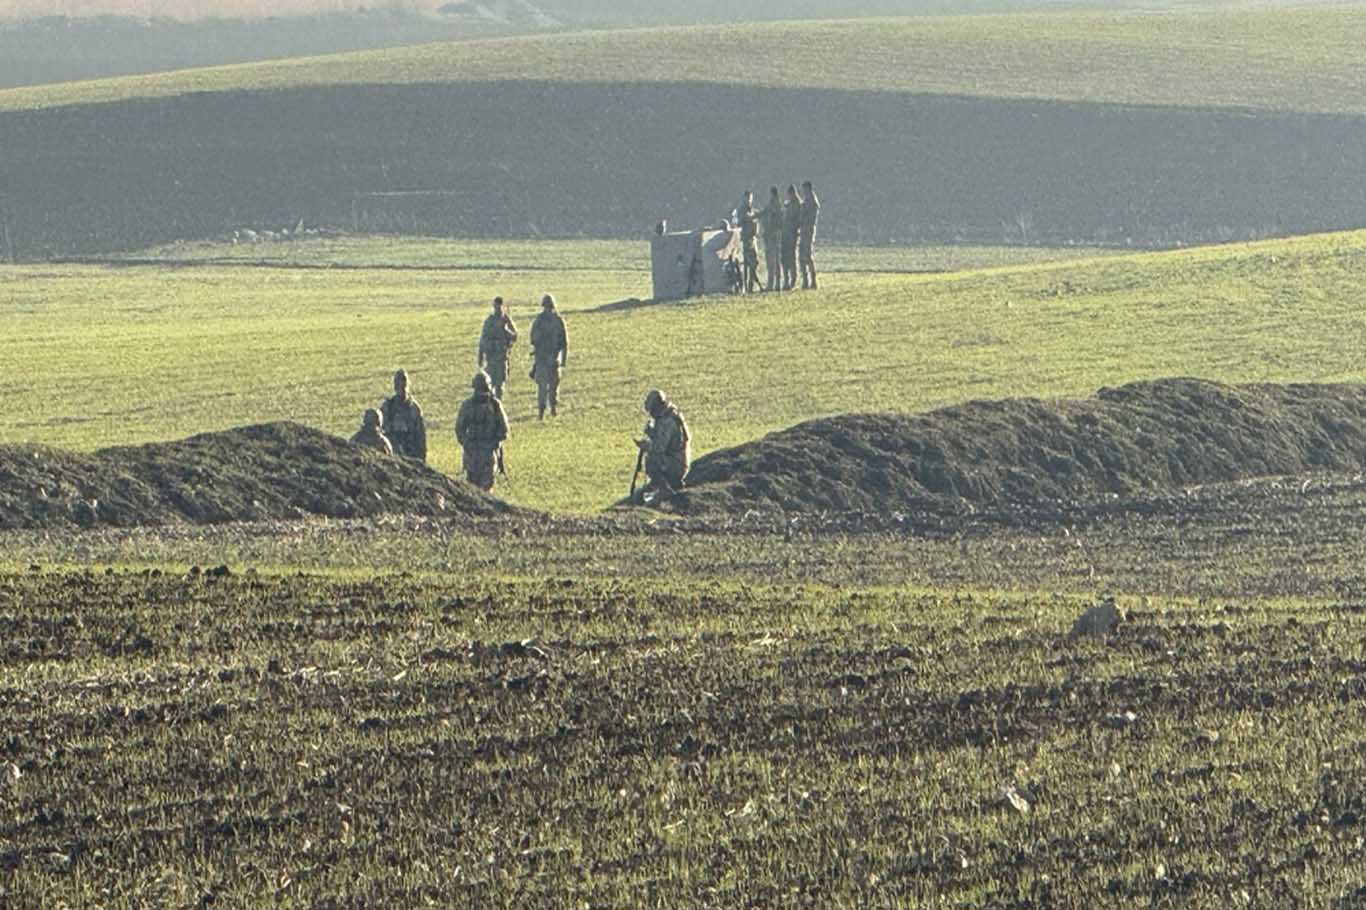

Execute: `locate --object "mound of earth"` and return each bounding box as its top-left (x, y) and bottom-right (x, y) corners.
top-left (678, 379), bottom-right (1366, 517)
top-left (0, 422), bottom-right (511, 529)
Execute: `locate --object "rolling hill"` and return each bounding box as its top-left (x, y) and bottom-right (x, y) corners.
top-left (1, 11), bottom-right (1364, 258)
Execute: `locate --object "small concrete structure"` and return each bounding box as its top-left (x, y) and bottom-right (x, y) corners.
top-left (650, 227), bottom-right (741, 301)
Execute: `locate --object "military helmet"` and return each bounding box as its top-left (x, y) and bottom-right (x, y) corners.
top-left (541, 294), bottom-right (556, 310)
top-left (363, 407), bottom-right (382, 428)
top-left (472, 371), bottom-right (492, 393)
top-left (643, 389), bottom-right (668, 413)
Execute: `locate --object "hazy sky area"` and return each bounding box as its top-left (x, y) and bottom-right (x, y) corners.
top-left (4, 0), bottom-right (1359, 24)
top-left (1, 0), bottom-right (442, 19)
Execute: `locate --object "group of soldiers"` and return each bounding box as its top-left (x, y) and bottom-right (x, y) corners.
top-left (342, 188), bottom-right (816, 503)
top-left (349, 293), bottom-right (573, 492)
top-left (734, 180), bottom-right (821, 294)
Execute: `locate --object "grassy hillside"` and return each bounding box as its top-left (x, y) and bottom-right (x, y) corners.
top-left (4, 232), bottom-right (1366, 513)
top-left (4, 79), bottom-right (1365, 259)
top-left (4, 12), bottom-right (1366, 114)
top-left (2, 11), bottom-right (1364, 258)
top-left (114, 235), bottom-right (1115, 271)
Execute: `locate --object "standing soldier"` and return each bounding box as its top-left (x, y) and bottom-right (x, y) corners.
top-left (799, 180), bottom-right (821, 290)
top-left (529, 293), bottom-right (568, 420)
top-left (455, 371), bottom-right (509, 491)
top-left (349, 408), bottom-right (393, 455)
top-left (737, 190), bottom-right (762, 293)
top-left (781, 184), bottom-right (801, 291)
top-left (761, 186), bottom-right (784, 292)
top-left (478, 296), bottom-right (519, 400)
top-left (380, 368), bottom-right (427, 461)
top-left (634, 388), bottom-right (691, 503)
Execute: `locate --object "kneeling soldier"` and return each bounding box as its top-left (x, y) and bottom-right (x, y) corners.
top-left (350, 408), bottom-right (393, 455)
top-left (635, 388), bottom-right (691, 503)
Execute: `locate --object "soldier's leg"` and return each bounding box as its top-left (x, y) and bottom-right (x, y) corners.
top-left (491, 360), bottom-right (507, 400)
top-left (548, 370), bottom-right (560, 416)
top-left (536, 376), bottom-right (548, 419)
top-left (467, 449), bottom-right (496, 491)
top-left (461, 447), bottom-right (478, 487)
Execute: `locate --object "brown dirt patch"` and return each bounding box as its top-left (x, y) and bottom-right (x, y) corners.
top-left (0, 422), bottom-right (511, 529)
top-left (677, 378), bottom-right (1366, 516)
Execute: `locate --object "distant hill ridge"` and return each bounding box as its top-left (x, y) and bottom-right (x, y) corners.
top-left (2, 11), bottom-right (1365, 258)
top-left (4, 11), bottom-right (1366, 114)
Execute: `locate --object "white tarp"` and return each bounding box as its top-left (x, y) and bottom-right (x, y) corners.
top-left (650, 228), bottom-right (740, 300)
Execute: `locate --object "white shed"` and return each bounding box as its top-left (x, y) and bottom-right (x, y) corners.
top-left (650, 227), bottom-right (741, 301)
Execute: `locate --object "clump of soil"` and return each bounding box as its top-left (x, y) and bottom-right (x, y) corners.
top-left (678, 379), bottom-right (1366, 516)
top-left (0, 422), bottom-right (510, 529)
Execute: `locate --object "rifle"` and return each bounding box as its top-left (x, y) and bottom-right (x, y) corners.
top-left (629, 444), bottom-right (646, 500)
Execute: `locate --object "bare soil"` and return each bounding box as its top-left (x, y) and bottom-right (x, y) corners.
top-left (4, 83), bottom-right (1366, 257)
top-left (678, 378), bottom-right (1366, 517)
top-left (0, 421), bottom-right (510, 528)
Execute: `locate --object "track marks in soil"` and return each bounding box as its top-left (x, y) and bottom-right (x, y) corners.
top-left (1, 570), bottom-right (1364, 905)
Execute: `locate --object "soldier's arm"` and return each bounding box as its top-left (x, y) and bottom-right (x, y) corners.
top-left (495, 401), bottom-right (510, 442)
top-left (506, 319), bottom-right (519, 343)
top-left (559, 320), bottom-right (568, 365)
top-left (455, 402), bottom-right (469, 446)
top-left (414, 405), bottom-right (428, 461)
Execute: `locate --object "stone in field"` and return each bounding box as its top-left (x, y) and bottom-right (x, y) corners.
top-left (1068, 598), bottom-right (1124, 640)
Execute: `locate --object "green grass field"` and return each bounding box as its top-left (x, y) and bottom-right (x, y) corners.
top-left (114, 236), bottom-right (1116, 273)
top-left (6, 231), bottom-right (1366, 906)
top-left (3, 10), bottom-right (1366, 114)
top-left (5, 232), bottom-right (1366, 513)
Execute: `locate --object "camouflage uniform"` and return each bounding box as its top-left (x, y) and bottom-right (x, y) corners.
top-left (478, 308), bottom-right (519, 399)
top-left (456, 373), bottom-right (510, 491)
top-left (781, 193), bottom-right (801, 291)
top-left (639, 390), bottom-right (691, 497)
top-left (799, 188), bottom-right (820, 290)
top-left (530, 301), bottom-right (568, 419)
top-left (738, 200), bottom-right (761, 293)
top-left (380, 393), bottom-right (427, 461)
top-left (350, 409), bottom-right (394, 455)
top-left (761, 193), bottom-right (784, 292)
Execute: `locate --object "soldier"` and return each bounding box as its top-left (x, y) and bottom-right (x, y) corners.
top-left (737, 190), bottom-right (762, 293)
top-left (761, 185), bottom-right (784, 292)
top-left (781, 184), bottom-right (801, 291)
top-left (799, 180), bottom-right (821, 290)
top-left (349, 408), bottom-right (393, 455)
top-left (635, 388), bottom-right (691, 503)
top-left (529, 293), bottom-right (568, 420)
top-left (455, 371), bottom-right (509, 491)
top-left (478, 296), bottom-right (519, 400)
top-left (380, 368), bottom-right (427, 461)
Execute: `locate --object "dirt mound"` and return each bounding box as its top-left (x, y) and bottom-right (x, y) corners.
top-left (678, 379), bottom-right (1366, 517)
top-left (0, 422), bottom-right (511, 529)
